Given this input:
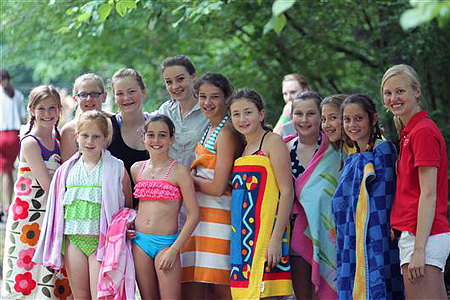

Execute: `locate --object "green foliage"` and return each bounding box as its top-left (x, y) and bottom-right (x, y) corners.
top-left (263, 13), bottom-right (286, 35)
top-left (272, 0), bottom-right (296, 16)
top-left (2, 0), bottom-right (449, 130)
top-left (115, 0), bottom-right (137, 17)
top-left (400, 0), bottom-right (450, 29)
top-left (98, 3), bottom-right (113, 22)
top-left (264, 0), bottom-right (295, 35)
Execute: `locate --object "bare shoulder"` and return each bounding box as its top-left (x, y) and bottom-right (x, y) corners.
top-left (218, 122), bottom-right (236, 140)
top-left (169, 162), bottom-right (190, 185)
top-left (131, 160), bottom-right (142, 172)
top-left (61, 119), bottom-right (76, 135)
top-left (220, 122), bottom-right (245, 145)
top-left (61, 120), bottom-right (77, 132)
top-left (130, 160), bottom-right (146, 181)
top-left (264, 132), bottom-right (289, 154)
top-left (172, 162), bottom-right (190, 178)
top-left (21, 135), bottom-right (40, 149)
top-left (20, 135), bottom-right (41, 162)
top-left (266, 132), bottom-right (285, 145)
top-left (223, 121), bottom-right (234, 132)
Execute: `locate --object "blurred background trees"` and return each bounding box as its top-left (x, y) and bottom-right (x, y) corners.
top-left (2, 1), bottom-right (448, 132)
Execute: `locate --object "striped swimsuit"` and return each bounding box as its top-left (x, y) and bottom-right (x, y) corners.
top-left (200, 115), bottom-right (229, 154)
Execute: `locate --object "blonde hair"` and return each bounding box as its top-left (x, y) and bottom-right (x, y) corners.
top-left (110, 68), bottom-right (146, 92)
top-left (72, 73), bottom-right (105, 96)
top-left (76, 110), bottom-right (113, 146)
top-left (25, 85), bottom-right (62, 139)
top-left (282, 73), bottom-right (311, 91)
top-left (381, 64), bottom-right (421, 95)
top-left (381, 64), bottom-right (421, 134)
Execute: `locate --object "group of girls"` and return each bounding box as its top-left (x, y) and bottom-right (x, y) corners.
top-left (280, 65), bottom-right (449, 300)
top-left (0, 57), bottom-right (447, 300)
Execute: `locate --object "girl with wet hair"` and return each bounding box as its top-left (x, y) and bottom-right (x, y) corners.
top-left (228, 88), bottom-right (293, 299)
top-left (2, 86), bottom-right (71, 299)
top-left (108, 68), bottom-right (151, 208)
top-left (181, 72), bottom-right (243, 300)
top-left (332, 94), bottom-right (404, 299)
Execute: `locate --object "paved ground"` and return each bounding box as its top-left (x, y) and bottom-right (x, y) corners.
top-left (0, 215), bottom-right (6, 299)
top-left (0, 215), bottom-right (447, 300)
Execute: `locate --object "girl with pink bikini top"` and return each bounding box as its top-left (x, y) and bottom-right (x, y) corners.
top-left (127, 114), bottom-right (199, 300)
top-left (134, 159), bottom-right (182, 201)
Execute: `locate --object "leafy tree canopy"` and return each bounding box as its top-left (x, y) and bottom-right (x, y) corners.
top-left (2, 0), bottom-right (449, 136)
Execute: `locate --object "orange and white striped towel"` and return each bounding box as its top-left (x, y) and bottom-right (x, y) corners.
top-left (181, 144), bottom-right (231, 285)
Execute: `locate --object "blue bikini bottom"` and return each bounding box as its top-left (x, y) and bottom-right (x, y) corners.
top-left (134, 231), bottom-right (179, 258)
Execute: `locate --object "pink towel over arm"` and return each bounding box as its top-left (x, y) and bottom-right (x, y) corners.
top-left (98, 208), bottom-right (136, 300)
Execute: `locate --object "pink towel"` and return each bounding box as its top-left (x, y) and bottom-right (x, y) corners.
top-left (98, 208), bottom-right (136, 300)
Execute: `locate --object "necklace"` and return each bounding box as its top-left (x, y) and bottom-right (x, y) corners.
top-left (147, 159), bottom-right (173, 179)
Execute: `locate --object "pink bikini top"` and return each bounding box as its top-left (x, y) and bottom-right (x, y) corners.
top-left (133, 160), bottom-right (182, 201)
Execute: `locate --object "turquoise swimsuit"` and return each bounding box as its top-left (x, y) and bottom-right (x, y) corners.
top-left (134, 232), bottom-right (179, 258)
top-left (133, 160), bottom-right (182, 258)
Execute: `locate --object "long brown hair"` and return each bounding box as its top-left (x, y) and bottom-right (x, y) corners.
top-left (320, 94), bottom-right (351, 150)
top-left (229, 88), bottom-right (272, 132)
top-left (24, 85), bottom-right (62, 140)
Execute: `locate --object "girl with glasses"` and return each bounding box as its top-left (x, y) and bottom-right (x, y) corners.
top-left (60, 73), bottom-right (110, 162)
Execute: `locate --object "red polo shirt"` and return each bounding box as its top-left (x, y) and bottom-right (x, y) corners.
top-left (391, 111), bottom-right (449, 235)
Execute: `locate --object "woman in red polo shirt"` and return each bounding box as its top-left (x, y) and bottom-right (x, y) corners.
top-left (381, 64), bottom-right (449, 299)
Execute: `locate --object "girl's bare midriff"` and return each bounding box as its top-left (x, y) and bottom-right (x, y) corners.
top-left (135, 198), bottom-right (181, 235)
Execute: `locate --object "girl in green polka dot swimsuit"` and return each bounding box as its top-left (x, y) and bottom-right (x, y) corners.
top-left (61, 111), bottom-right (132, 298)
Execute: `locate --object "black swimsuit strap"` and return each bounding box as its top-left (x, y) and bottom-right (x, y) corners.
top-left (258, 131), bottom-right (270, 152)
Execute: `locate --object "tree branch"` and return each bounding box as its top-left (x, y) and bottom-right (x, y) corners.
top-left (327, 77), bottom-right (341, 93)
top-left (285, 12), bottom-right (379, 69)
